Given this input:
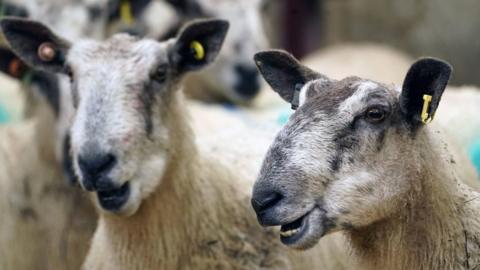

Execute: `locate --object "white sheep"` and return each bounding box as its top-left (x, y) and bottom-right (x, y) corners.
top-left (252, 50), bottom-right (480, 269)
top-left (0, 91), bottom-right (96, 270)
top-left (1, 18), bottom-right (353, 269)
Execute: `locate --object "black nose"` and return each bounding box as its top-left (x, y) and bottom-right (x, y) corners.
top-left (251, 191), bottom-right (283, 214)
top-left (78, 153), bottom-right (116, 191)
top-left (233, 64), bottom-right (261, 98)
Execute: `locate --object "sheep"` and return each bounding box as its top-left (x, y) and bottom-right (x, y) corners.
top-left (107, 0), bottom-right (270, 104)
top-left (251, 50), bottom-right (480, 269)
top-left (1, 17), bottom-right (353, 269)
top-left (0, 87), bottom-right (96, 270)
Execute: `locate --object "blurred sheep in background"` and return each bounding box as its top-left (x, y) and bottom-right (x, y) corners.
top-left (107, 0), bottom-right (270, 103)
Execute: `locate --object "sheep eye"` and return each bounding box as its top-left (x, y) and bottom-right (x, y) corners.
top-left (365, 107), bottom-right (386, 123)
top-left (151, 65), bottom-right (168, 83)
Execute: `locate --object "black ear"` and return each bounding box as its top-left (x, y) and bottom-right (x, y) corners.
top-left (0, 17), bottom-right (70, 74)
top-left (0, 46), bottom-right (31, 79)
top-left (169, 19), bottom-right (229, 75)
top-left (400, 57), bottom-right (452, 127)
top-left (254, 50), bottom-right (324, 104)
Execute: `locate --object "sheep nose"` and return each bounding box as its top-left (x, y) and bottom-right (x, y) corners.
top-left (78, 153), bottom-right (116, 191)
top-left (251, 191), bottom-right (283, 214)
top-left (233, 64), bottom-right (261, 99)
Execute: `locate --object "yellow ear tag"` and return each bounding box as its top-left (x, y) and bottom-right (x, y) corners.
top-left (421, 94), bottom-right (433, 124)
top-left (190, 41), bottom-right (205, 61)
top-left (120, 0), bottom-right (134, 26)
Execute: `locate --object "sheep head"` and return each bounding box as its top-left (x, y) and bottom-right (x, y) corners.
top-left (1, 17), bottom-right (229, 216)
top-left (251, 50), bottom-right (452, 250)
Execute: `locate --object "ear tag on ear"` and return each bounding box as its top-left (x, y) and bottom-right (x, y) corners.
top-left (8, 58), bottom-right (25, 78)
top-left (190, 41), bottom-right (205, 61)
top-left (120, 0), bottom-right (134, 26)
top-left (291, 83), bottom-right (303, 110)
top-left (421, 94), bottom-right (433, 124)
top-left (38, 42), bottom-right (57, 62)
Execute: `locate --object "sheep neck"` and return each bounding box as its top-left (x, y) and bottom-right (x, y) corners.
top-left (347, 129), bottom-right (480, 270)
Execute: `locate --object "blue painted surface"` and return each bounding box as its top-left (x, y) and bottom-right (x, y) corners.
top-left (469, 139), bottom-right (480, 176)
top-left (0, 104), bottom-right (10, 124)
top-left (277, 109), bottom-right (292, 126)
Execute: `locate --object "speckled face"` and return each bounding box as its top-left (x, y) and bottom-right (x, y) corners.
top-left (251, 51), bottom-right (452, 250)
top-left (0, 17), bottom-right (229, 216)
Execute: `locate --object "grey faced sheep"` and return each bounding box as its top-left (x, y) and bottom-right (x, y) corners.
top-left (252, 50), bottom-right (480, 269)
top-left (1, 18), bottom-right (352, 270)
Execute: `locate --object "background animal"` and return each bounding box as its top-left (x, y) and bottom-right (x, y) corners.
top-left (107, 0), bottom-right (270, 103)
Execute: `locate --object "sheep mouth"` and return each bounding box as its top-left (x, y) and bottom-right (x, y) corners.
top-left (97, 182), bottom-right (130, 212)
top-left (279, 208), bottom-right (327, 249)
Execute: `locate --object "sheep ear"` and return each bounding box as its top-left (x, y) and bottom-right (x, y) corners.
top-left (400, 57), bottom-right (452, 127)
top-left (0, 47), bottom-right (32, 79)
top-left (0, 17), bottom-right (70, 74)
top-left (254, 50), bottom-right (325, 105)
top-left (169, 19), bottom-right (229, 75)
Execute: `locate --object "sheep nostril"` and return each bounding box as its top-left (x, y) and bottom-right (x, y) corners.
top-left (251, 191), bottom-right (283, 213)
top-left (233, 64), bottom-right (261, 98)
top-left (78, 152), bottom-right (117, 182)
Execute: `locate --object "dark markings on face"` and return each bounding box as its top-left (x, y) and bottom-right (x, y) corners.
top-left (62, 133), bottom-right (77, 185)
top-left (330, 121), bottom-right (358, 172)
top-left (139, 81), bottom-right (157, 137)
top-left (71, 78), bottom-right (79, 109)
top-left (376, 129), bottom-right (386, 152)
top-left (32, 71), bottom-right (61, 116)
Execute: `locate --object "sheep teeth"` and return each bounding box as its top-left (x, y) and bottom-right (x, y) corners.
top-left (280, 228), bottom-right (300, 237)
